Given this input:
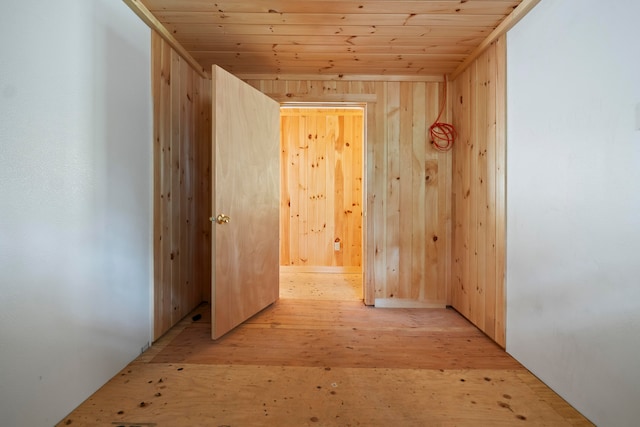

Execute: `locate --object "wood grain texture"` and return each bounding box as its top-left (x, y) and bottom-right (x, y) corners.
top-left (450, 35), bottom-right (506, 347)
top-left (280, 108), bottom-right (364, 269)
top-left (152, 33), bottom-right (211, 340)
top-left (211, 65), bottom-right (280, 339)
top-left (279, 271), bottom-right (362, 301)
top-left (247, 78), bottom-right (452, 307)
top-left (137, 0), bottom-right (526, 77)
top-left (58, 274), bottom-right (593, 427)
top-left (152, 303), bottom-right (519, 369)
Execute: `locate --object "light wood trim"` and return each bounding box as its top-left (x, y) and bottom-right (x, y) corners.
top-left (269, 94), bottom-right (377, 103)
top-left (449, 0), bottom-right (541, 80)
top-left (237, 74), bottom-right (445, 83)
top-left (122, 0), bottom-right (209, 79)
top-left (280, 108), bottom-right (365, 116)
top-left (374, 298), bottom-right (446, 309)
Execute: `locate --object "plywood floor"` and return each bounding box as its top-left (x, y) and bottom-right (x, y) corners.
top-left (57, 272), bottom-right (593, 426)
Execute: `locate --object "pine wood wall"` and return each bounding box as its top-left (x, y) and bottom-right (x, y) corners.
top-left (152, 32), bottom-right (212, 340)
top-left (246, 79), bottom-right (452, 306)
top-left (280, 108), bottom-right (364, 270)
top-left (450, 35), bottom-right (507, 347)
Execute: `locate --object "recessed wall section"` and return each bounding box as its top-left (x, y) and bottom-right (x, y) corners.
top-left (152, 32), bottom-right (212, 339)
top-left (247, 79), bottom-right (451, 306)
top-left (280, 107), bottom-right (364, 270)
top-left (450, 35), bottom-right (507, 346)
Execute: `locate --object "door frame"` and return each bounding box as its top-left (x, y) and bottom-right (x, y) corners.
top-left (278, 101), bottom-right (371, 304)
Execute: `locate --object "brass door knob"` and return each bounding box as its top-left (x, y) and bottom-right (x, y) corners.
top-left (215, 214), bottom-right (231, 224)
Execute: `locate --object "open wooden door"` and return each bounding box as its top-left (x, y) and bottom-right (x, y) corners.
top-left (211, 65), bottom-right (280, 339)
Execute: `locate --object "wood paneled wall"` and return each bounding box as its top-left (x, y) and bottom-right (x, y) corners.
top-left (280, 108), bottom-right (363, 269)
top-left (246, 79), bottom-right (451, 306)
top-left (450, 35), bottom-right (507, 347)
top-left (152, 32), bottom-right (212, 340)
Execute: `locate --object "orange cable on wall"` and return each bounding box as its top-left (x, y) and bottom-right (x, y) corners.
top-left (429, 76), bottom-right (457, 152)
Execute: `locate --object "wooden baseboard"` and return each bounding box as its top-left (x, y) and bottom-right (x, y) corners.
top-left (280, 266), bottom-right (362, 274)
top-left (374, 298), bottom-right (446, 309)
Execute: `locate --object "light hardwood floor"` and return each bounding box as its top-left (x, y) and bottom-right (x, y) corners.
top-left (57, 272), bottom-right (593, 426)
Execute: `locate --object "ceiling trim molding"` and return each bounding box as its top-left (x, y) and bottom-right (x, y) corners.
top-left (236, 74), bottom-right (445, 83)
top-left (266, 93), bottom-right (378, 103)
top-left (449, 0), bottom-right (541, 80)
top-left (122, 0), bottom-right (210, 79)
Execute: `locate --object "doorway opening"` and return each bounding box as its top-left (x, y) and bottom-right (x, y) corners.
top-left (278, 104), bottom-right (366, 302)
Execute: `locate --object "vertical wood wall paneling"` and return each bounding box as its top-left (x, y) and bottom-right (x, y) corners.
top-left (326, 116), bottom-right (342, 267)
top-left (385, 83), bottom-right (401, 300)
top-left (494, 36), bottom-right (507, 346)
top-left (442, 81), bottom-right (454, 306)
top-left (450, 35), bottom-right (507, 347)
top-left (151, 32), bottom-right (167, 337)
top-left (152, 32), bottom-right (212, 340)
top-left (372, 81), bottom-right (388, 303)
top-left (198, 68), bottom-right (213, 305)
top-left (279, 108), bottom-right (364, 269)
top-left (484, 43), bottom-right (498, 341)
top-left (348, 114), bottom-right (365, 266)
top-left (398, 82), bottom-right (413, 300)
top-left (280, 115), bottom-right (292, 267)
top-left (247, 79), bottom-right (451, 307)
top-left (412, 83), bottom-right (427, 302)
top-left (425, 83), bottom-right (438, 303)
top-left (440, 82), bottom-right (453, 306)
top-left (158, 35), bottom-right (172, 337)
top-left (332, 113), bottom-right (345, 268)
top-left (169, 47), bottom-right (182, 326)
top-left (178, 56), bottom-right (190, 324)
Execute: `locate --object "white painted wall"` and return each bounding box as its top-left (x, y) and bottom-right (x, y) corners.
top-left (0, 1), bottom-right (152, 425)
top-left (506, 1), bottom-right (640, 425)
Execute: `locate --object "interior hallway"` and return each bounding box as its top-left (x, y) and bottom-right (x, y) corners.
top-left (57, 273), bottom-right (592, 426)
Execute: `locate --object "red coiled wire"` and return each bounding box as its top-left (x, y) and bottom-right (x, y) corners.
top-left (429, 76), bottom-right (456, 152)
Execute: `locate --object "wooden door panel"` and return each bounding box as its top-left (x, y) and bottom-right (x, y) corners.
top-left (211, 65), bottom-right (280, 339)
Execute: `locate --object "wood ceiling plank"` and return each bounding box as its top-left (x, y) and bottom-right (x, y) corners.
top-left (197, 62), bottom-right (462, 76)
top-left (166, 23), bottom-right (492, 38)
top-left (198, 63), bottom-right (454, 76)
top-left (186, 43), bottom-right (476, 55)
top-left (142, 0), bottom-right (520, 15)
top-left (203, 62), bottom-right (462, 73)
top-left (202, 63), bottom-right (458, 76)
top-left (174, 34), bottom-right (486, 47)
top-left (237, 74), bottom-right (445, 82)
top-left (135, 0), bottom-right (531, 78)
top-left (193, 51), bottom-right (467, 63)
top-left (153, 12), bottom-right (505, 27)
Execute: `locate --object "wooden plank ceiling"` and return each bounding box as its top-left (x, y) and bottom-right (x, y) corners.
top-left (139, 0), bottom-right (525, 78)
